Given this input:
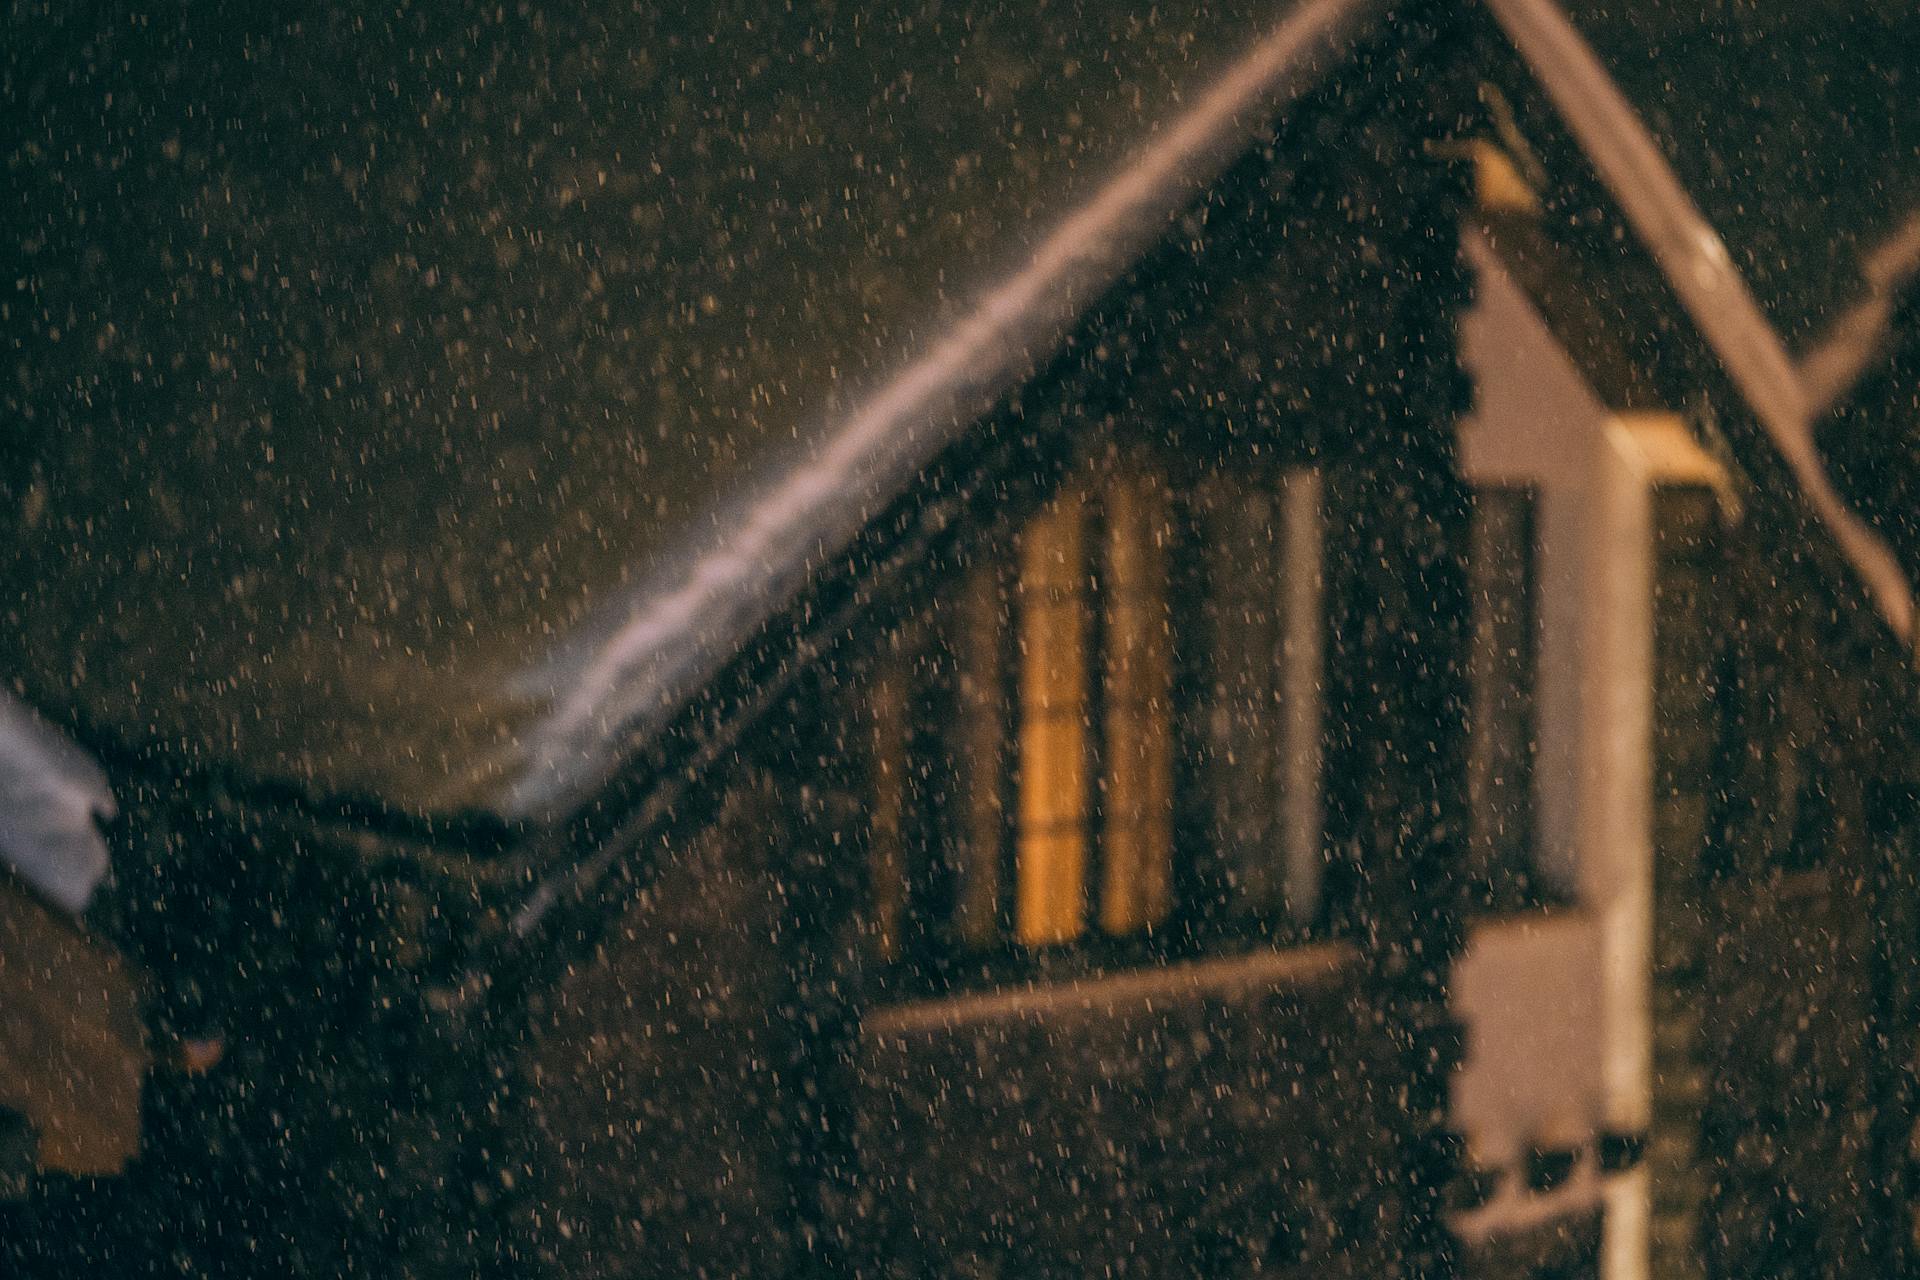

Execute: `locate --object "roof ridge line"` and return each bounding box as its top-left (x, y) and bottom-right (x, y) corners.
top-left (499, 0), bottom-right (1389, 818)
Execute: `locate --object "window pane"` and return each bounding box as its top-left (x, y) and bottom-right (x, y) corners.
top-left (1099, 465), bottom-right (1174, 936)
top-left (1193, 465), bottom-right (1325, 926)
top-left (1196, 474), bottom-right (1279, 912)
top-left (947, 556), bottom-right (1012, 950)
top-left (1015, 486), bottom-right (1091, 945)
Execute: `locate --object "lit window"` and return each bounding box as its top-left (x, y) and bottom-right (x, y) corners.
top-left (865, 457), bottom-right (1331, 969)
top-left (1096, 466), bottom-right (1174, 936)
top-left (1014, 484), bottom-right (1091, 946)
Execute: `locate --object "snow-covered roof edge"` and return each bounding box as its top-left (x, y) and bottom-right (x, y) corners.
top-left (1483, 0), bottom-right (1917, 647)
top-left (0, 691), bottom-right (114, 914)
top-left (495, 0), bottom-right (1391, 820)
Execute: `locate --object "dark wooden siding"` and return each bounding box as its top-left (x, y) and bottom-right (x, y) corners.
top-left (1643, 484), bottom-right (1920, 1280)
top-left (850, 946), bottom-right (1406, 1278)
top-left (501, 775), bottom-right (804, 1278)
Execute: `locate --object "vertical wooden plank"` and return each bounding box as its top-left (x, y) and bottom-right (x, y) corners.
top-left (1099, 465), bottom-right (1174, 936)
top-left (1016, 486), bottom-right (1090, 946)
top-left (1646, 483), bottom-right (1719, 1280)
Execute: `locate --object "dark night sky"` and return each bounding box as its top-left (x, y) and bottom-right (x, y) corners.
top-left (1566, 0), bottom-right (1920, 348)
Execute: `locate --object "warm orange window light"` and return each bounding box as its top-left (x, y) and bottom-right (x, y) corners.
top-left (1098, 467), bottom-right (1174, 935)
top-left (1014, 486), bottom-right (1091, 946)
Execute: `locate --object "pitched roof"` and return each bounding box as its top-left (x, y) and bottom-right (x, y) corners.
top-left (1491, 0), bottom-right (1920, 641)
top-left (1564, 1), bottom-right (1920, 355)
top-left (2, 0), bottom-right (1385, 820)
top-left (5, 0), bottom-right (1916, 824)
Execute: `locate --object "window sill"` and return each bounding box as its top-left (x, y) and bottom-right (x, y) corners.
top-left (862, 938), bottom-right (1358, 1037)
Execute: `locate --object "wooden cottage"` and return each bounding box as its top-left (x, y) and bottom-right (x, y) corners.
top-left (3, 1), bottom-right (1919, 1277)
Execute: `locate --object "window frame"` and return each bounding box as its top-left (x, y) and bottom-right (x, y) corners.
top-left (860, 449), bottom-right (1348, 1000)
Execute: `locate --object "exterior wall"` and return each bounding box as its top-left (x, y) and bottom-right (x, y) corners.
top-left (1688, 515), bottom-right (1917, 1278)
top-left (1453, 231), bottom-right (1731, 1278)
top-left (502, 775), bottom-right (803, 1279)
top-left (490, 406), bottom-right (1472, 1276)
top-left (492, 34), bottom-right (1483, 1275)
top-left (1452, 231), bottom-right (1655, 1278)
top-left (1453, 221), bottom-right (1920, 1280)
top-left (851, 946), bottom-right (1405, 1278)
top-left (495, 721), bottom-right (1431, 1280)
top-left (0, 879), bottom-right (147, 1180)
